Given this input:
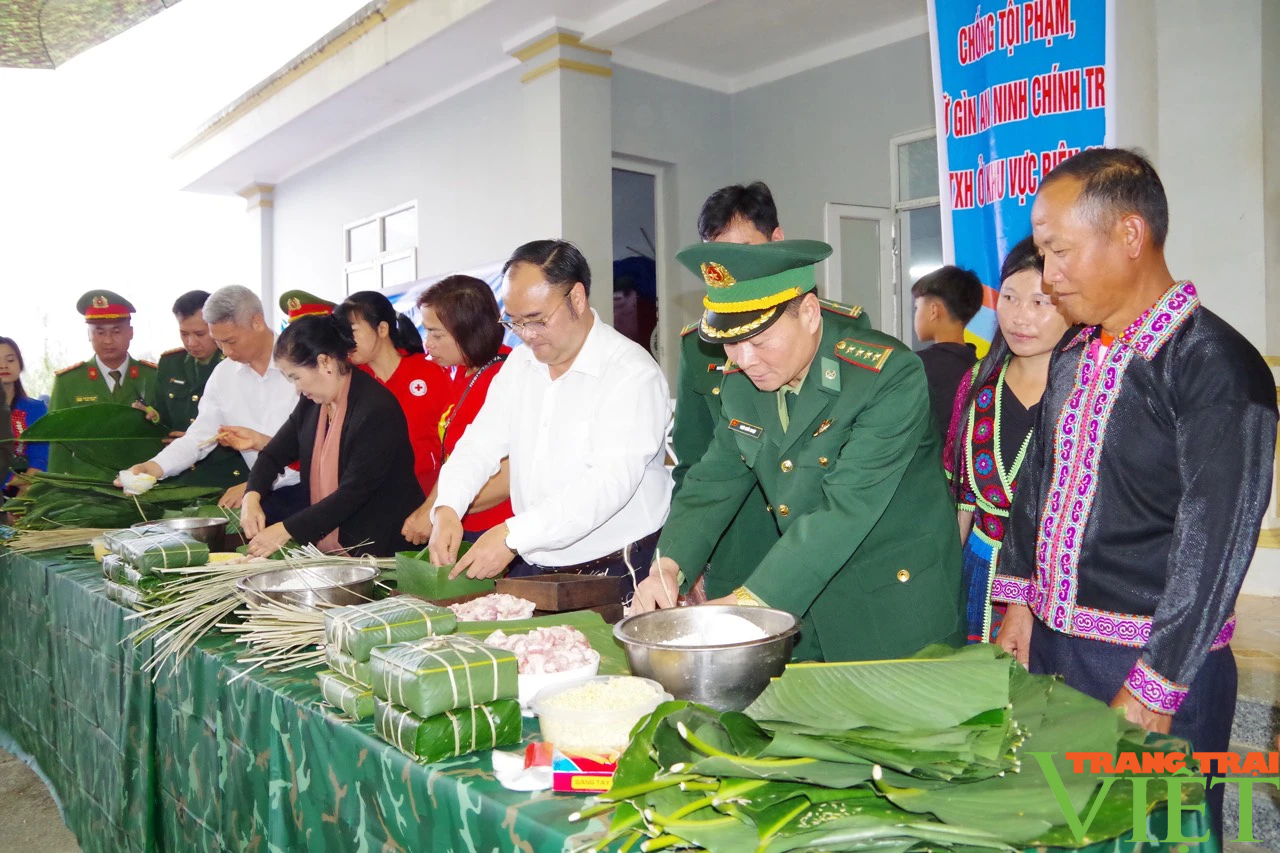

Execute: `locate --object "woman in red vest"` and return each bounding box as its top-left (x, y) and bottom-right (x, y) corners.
top-left (337, 291), bottom-right (452, 496)
top-left (401, 276), bottom-right (512, 546)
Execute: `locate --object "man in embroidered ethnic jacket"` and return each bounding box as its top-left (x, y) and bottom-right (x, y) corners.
top-left (634, 239), bottom-right (965, 663)
top-left (996, 150), bottom-right (1277, 827)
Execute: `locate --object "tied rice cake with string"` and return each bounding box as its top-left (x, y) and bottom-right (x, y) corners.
top-left (373, 696), bottom-right (521, 764)
top-left (325, 645), bottom-right (372, 685)
top-left (117, 531), bottom-right (209, 574)
top-left (324, 596), bottom-right (457, 662)
top-left (369, 634), bottom-right (518, 719)
top-left (103, 555), bottom-right (167, 594)
top-left (318, 670), bottom-right (375, 720)
top-left (104, 578), bottom-right (150, 610)
top-left (102, 525), bottom-right (169, 557)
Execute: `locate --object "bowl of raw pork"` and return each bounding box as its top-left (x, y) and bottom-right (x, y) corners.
top-left (612, 605), bottom-right (799, 711)
top-left (483, 625), bottom-right (601, 712)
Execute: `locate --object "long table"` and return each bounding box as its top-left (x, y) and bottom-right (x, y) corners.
top-left (0, 548), bottom-right (1218, 852)
top-left (0, 549), bottom-right (593, 852)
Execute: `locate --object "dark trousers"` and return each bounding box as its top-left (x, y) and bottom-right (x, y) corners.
top-left (1029, 618), bottom-right (1237, 839)
top-left (261, 483), bottom-right (309, 527)
top-left (507, 529), bottom-right (661, 600)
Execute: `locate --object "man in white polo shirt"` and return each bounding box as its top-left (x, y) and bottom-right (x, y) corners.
top-left (119, 285), bottom-right (304, 522)
top-left (429, 240), bottom-right (671, 598)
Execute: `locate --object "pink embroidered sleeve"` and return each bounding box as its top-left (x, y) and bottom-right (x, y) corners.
top-left (1123, 658), bottom-right (1188, 715)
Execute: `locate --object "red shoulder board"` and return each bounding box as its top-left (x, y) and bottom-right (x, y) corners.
top-left (680, 321), bottom-right (700, 338)
top-left (55, 361), bottom-right (85, 377)
top-left (723, 361), bottom-right (743, 375)
top-left (834, 339), bottom-right (892, 372)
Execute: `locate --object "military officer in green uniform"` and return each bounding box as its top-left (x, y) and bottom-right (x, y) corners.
top-left (278, 290), bottom-right (335, 324)
top-left (144, 291), bottom-right (245, 488)
top-left (48, 290), bottom-right (157, 476)
top-left (635, 240), bottom-right (965, 662)
top-left (673, 183), bottom-right (874, 600)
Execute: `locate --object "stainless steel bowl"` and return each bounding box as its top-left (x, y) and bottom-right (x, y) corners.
top-left (612, 606), bottom-right (799, 711)
top-left (133, 516), bottom-right (230, 551)
top-left (236, 564), bottom-right (380, 608)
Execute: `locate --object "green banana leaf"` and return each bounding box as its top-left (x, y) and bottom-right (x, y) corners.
top-left (579, 647), bottom-right (1197, 853)
top-left (744, 643), bottom-right (1013, 733)
top-left (16, 403), bottom-right (168, 472)
top-left (6, 471), bottom-right (221, 530)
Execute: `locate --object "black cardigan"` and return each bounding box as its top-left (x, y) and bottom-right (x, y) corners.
top-left (246, 368), bottom-right (425, 557)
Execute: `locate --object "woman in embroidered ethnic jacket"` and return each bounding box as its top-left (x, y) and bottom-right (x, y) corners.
top-left (995, 149), bottom-right (1277, 833)
top-left (944, 237), bottom-right (1067, 644)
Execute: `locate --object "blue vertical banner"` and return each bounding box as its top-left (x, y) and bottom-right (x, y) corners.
top-left (928, 0), bottom-right (1113, 341)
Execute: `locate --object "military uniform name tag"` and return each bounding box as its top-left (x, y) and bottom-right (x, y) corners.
top-left (727, 418), bottom-right (764, 440)
top-left (169, 378), bottom-right (186, 385)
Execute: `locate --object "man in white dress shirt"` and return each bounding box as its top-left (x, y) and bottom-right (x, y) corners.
top-left (429, 240), bottom-right (671, 597)
top-left (119, 285), bottom-right (305, 522)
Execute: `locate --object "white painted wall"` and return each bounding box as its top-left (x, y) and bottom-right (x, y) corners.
top-left (731, 36), bottom-right (936, 241)
top-left (1155, 0), bottom-right (1267, 350)
top-left (272, 68), bottom-right (533, 306)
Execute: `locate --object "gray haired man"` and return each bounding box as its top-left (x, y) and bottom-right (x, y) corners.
top-left (118, 285), bottom-right (306, 521)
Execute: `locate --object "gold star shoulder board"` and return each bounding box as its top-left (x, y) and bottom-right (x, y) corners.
top-left (834, 338), bottom-right (892, 372)
top-left (680, 321), bottom-right (699, 337)
top-left (723, 360), bottom-right (743, 375)
top-left (818, 297), bottom-right (863, 318)
top-left (55, 361), bottom-right (85, 376)
top-left (161, 347), bottom-right (185, 357)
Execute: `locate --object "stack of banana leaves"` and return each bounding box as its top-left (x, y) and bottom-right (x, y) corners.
top-left (2, 403), bottom-right (223, 530)
top-left (576, 644), bottom-right (1199, 852)
top-left (2, 472), bottom-right (221, 530)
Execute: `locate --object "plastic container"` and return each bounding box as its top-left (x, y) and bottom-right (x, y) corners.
top-left (532, 675), bottom-right (670, 756)
top-left (91, 537), bottom-right (108, 562)
top-left (516, 651), bottom-right (601, 713)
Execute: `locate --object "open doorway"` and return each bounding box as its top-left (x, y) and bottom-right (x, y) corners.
top-left (611, 168), bottom-right (659, 358)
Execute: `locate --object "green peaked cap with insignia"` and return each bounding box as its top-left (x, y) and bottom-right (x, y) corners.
top-left (278, 289), bottom-right (336, 323)
top-left (76, 289), bottom-right (136, 323)
top-left (675, 239), bottom-right (833, 344)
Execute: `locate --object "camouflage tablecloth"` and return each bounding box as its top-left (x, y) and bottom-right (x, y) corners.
top-left (0, 550), bottom-right (599, 852)
top-left (0, 549), bottom-right (1219, 853)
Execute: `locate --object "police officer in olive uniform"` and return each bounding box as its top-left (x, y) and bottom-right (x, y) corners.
top-left (278, 290), bottom-right (336, 324)
top-left (48, 290), bottom-right (157, 476)
top-left (637, 240), bottom-right (965, 663)
top-left (147, 291), bottom-right (245, 488)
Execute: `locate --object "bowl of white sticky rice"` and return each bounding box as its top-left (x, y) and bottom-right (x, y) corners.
top-left (532, 675), bottom-right (670, 756)
top-left (612, 606), bottom-right (799, 711)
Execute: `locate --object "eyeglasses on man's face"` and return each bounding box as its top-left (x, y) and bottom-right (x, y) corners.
top-left (500, 296), bottom-right (569, 338)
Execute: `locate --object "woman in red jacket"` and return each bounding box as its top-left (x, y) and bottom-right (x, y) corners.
top-left (401, 275), bottom-right (512, 545)
top-left (337, 291), bottom-right (452, 496)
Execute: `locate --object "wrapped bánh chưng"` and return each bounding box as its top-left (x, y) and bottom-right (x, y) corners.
top-left (104, 578), bottom-right (149, 610)
top-left (324, 596), bottom-right (457, 662)
top-left (370, 635), bottom-right (517, 718)
top-left (325, 645), bottom-right (372, 685)
top-left (373, 697), bottom-right (522, 763)
top-left (102, 525), bottom-right (168, 557)
top-left (106, 558), bottom-right (167, 594)
top-left (118, 532), bottom-right (209, 573)
top-left (319, 670), bottom-right (375, 720)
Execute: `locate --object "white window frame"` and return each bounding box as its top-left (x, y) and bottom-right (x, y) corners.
top-left (890, 129), bottom-right (943, 343)
top-left (343, 201), bottom-right (418, 293)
